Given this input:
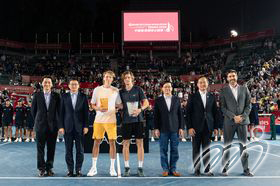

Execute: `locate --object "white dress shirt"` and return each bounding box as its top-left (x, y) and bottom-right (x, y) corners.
top-left (199, 90), bottom-right (207, 108)
top-left (70, 92), bottom-right (78, 109)
top-left (164, 95), bottom-right (172, 111)
top-left (229, 84), bottom-right (239, 102)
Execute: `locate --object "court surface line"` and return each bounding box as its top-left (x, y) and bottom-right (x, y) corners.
top-left (0, 176), bottom-right (280, 180)
top-left (250, 148), bottom-right (280, 158)
top-left (0, 142), bottom-right (11, 147)
top-left (259, 141), bottom-right (280, 148)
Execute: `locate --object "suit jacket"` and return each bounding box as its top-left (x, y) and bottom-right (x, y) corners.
top-left (59, 92), bottom-right (89, 134)
top-left (220, 84), bottom-right (251, 125)
top-left (154, 95), bottom-right (184, 133)
top-left (186, 92), bottom-right (218, 132)
top-left (31, 91), bottom-right (60, 133)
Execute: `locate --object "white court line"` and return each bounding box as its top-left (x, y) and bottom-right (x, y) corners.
top-left (0, 142), bottom-right (11, 147)
top-left (258, 140), bottom-right (280, 148)
top-left (117, 153), bottom-right (122, 178)
top-left (250, 149), bottom-right (280, 159)
top-left (0, 176), bottom-right (280, 180)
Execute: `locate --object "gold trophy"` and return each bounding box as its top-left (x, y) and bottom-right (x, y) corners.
top-left (100, 98), bottom-right (109, 111)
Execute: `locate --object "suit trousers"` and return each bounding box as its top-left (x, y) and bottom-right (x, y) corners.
top-left (192, 122), bottom-right (211, 173)
top-left (64, 129), bottom-right (84, 172)
top-left (222, 123), bottom-right (249, 172)
top-left (36, 129), bottom-right (58, 171)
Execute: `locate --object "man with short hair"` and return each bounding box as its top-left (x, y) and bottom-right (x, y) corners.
top-left (119, 71), bottom-right (149, 177)
top-left (187, 77), bottom-right (218, 176)
top-left (154, 82), bottom-right (184, 177)
top-left (87, 70), bottom-right (122, 177)
top-left (32, 76), bottom-right (60, 177)
top-left (59, 78), bottom-right (89, 177)
top-left (220, 70), bottom-right (253, 177)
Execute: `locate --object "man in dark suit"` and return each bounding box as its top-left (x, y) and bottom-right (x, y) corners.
top-left (187, 77), bottom-right (218, 176)
top-left (220, 70), bottom-right (253, 176)
top-left (31, 76), bottom-right (60, 177)
top-left (59, 78), bottom-right (89, 177)
top-left (154, 81), bottom-right (184, 177)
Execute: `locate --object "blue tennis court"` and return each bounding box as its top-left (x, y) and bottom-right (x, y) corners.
top-left (0, 135), bottom-right (280, 186)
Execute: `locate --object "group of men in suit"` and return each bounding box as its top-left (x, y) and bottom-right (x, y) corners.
top-left (154, 69), bottom-right (253, 177)
top-left (31, 69), bottom-right (254, 177)
top-left (32, 76), bottom-right (89, 177)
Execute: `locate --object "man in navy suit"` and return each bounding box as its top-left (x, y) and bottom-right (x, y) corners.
top-left (154, 81), bottom-right (184, 177)
top-left (187, 77), bottom-right (218, 176)
top-left (59, 78), bottom-right (89, 177)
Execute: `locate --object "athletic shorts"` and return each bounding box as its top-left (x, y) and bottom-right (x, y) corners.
top-left (26, 122), bottom-right (34, 130)
top-left (93, 123), bottom-right (117, 140)
top-left (15, 121), bottom-right (25, 129)
top-left (121, 122), bottom-right (144, 140)
top-left (2, 120), bottom-right (12, 127)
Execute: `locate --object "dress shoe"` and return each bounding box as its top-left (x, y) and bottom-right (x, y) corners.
top-left (204, 171), bottom-right (214, 176)
top-left (221, 169), bottom-right (228, 176)
top-left (243, 171), bottom-right (254, 177)
top-left (76, 171), bottom-right (83, 177)
top-left (38, 170), bottom-right (45, 177)
top-left (46, 169), bottom-right (54, 177)
top-left (162, 171), bottom-right (169, 177)
top-left (171, 171), bottom-right (181, 177)
top-left (67, 171), bottom-right (74, 177)
top-left (194, 171), bottom-right (201, 176)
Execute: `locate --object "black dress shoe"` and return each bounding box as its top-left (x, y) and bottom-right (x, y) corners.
top-left (46, 169), bottom-right (55, 177)
top-left (204, 171), bottom-right (214, 176)
top-left (76, 171), bottom-right (83, 177)
top-left (67, 171), bottom-right (74, 177)
top-left (221, 169), bottom-right (228, 176)
top-left (38, 170), bottom-right (45, 177)
top-left (194, 171), bottom-right (201, 176)
top-left (243, 171), bottom-right (254, 177)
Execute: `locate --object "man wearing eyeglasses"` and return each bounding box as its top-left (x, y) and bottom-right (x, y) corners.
top-left (59, 78), bottom-right (89, 177)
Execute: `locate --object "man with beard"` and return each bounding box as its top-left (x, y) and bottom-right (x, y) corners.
top-left (220, 70), bottom-right (253, 177)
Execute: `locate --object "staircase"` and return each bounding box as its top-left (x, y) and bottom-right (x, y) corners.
top-left (223, 52), bottom-right (237, 73)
